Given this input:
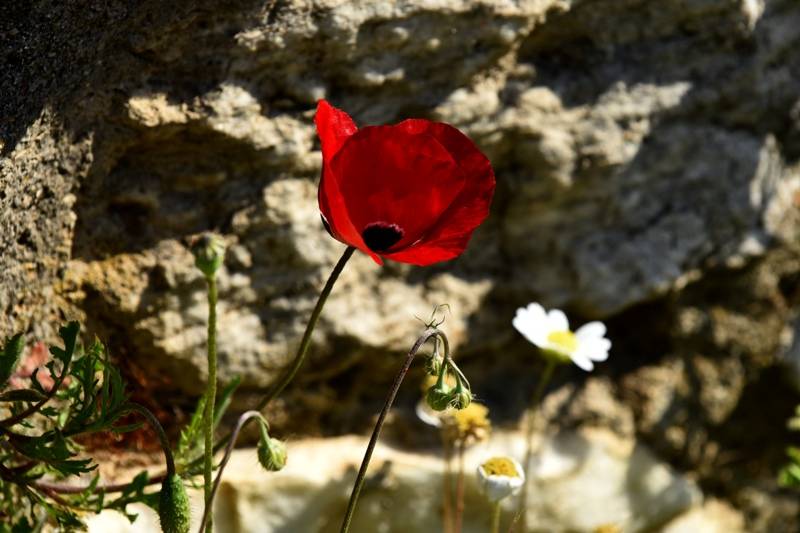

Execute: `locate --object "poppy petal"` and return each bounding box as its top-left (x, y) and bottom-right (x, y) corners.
top-left (315, 101), bottom-right (380, 261)
top-left (330, 125), bottom-right (465, 253)
top-left (315, 100), bottom-right (357, 163)
top-left (383, 123), bottom-right (495, 266)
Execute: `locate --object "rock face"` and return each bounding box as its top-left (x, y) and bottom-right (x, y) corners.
top-left (3, 0), bottom-right (800, 531)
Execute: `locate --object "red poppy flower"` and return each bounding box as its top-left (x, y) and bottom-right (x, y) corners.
top-left (314, 100), bottom-right (495, 266)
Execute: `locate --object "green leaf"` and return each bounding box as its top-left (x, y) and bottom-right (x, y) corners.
top-left (175, 394), bottom-right (207, 465)
top-left (0, 333), bottom-right (24, 386)
top-left (0, 390), bottom-right (46, 403)
top-left (213, 375), bottom-right (241, 428)
top-left (50, 321), bottom-right (79, 367)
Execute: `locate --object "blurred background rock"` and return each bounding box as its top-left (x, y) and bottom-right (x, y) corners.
top-left (2, 0), bottom-right (800, 531)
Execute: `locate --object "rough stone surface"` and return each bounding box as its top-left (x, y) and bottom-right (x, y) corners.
top-left (3, 0), bottom-right (800, 531)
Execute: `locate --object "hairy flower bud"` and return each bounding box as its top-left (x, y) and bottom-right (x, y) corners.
top-left (449, 383), bottom-right (472, 410)
top-left (191, 233), bottom-right (226, 279)
top-left (424, 354), bottom-right (442, 377)
top-left (426, 382), bottom-right (452, 412)
top-left (257, 422), bottom-right (287, 472)
top-left (158, 474), bottom-right (190, 533)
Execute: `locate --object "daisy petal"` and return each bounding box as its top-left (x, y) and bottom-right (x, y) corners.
top-left (576, 321), bottom-right (606, 341)
top-left (513, 313), bottom-right (547, 347)
top-left (547, 309), bottom-right (569, 332)
top-left (525, 302), bottom-right (547, 319)
top-left (570, 353), bottom-right (594, 371)
top-left (575, 338), bottom-right (611, 362)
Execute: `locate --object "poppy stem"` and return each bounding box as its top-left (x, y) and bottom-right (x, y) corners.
top-left (518, 358), bottom-right (557, 531)
top-left (125, 403), bottom-right (175, 477)
top-left (197, 410), bottom-right (266, 533)
top-left (202, 274), bottom-right (218, 533)
top-left (255, 245), bottom-right (356, 411)
top-left (339, 328), bottom-right (445, 533)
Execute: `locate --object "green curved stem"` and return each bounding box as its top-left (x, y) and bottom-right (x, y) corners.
top-left (339, 328), bottom-right (444, 533)
top-left (126, 403), bottom-right (175, 476)
top-left (203, 275), bottom-right (218, 533)
top-left (197, 410), bottom-right (266, 533)
top-left (256, 245), bottom-right (355, 410)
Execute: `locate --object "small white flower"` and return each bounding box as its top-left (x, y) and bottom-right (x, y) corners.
top-left (512, 302), bottom-right (611, 371)
top-left (477, 456), bottom-right (525, 502)
top-left (415, 400), bottom-right (444, 428)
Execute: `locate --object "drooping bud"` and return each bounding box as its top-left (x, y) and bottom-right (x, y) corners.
top-left (424, 354), bottom-right (442, 377)
top-left (257, 421), bottom-right (287, 472)
top-left (426, 382), bottom-right (452, 412)
top-left (449, 381), bottom-right (472, 410)
top-left (158, 474), bottom-right (190, 533)
top-left (191, 233), bottom-right (226, 279)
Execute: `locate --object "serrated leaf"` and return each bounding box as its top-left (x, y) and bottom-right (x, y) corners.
top-left (29, 369), bottom-right (45, 394)
top-left (176, 393), bottom-right (207, 464)
top-left (53, 322), bottom-right (80, 366)
top-left (0, 333), bottom-right (24, 386)
top-left (39, 406), bottom-right (59, 417)
top-left (213, 375), bottom-right (241, 428)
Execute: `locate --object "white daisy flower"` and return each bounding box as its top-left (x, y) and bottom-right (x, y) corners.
top-left (512, 302), bottom-right (611, 371)
top-left (477, 456), bottom-right (525, 503)
top-left (415, 400), bottom-right (444, 428)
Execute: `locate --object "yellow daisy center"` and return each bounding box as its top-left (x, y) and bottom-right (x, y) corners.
top-left (481, 457), bottom-right (520, 478)
top-left (453, 403), bottom-right (491, 436)
top-left (547, 330), bottom-right (577, 353)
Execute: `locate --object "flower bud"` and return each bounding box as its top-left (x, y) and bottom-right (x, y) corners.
top-left (257, 422), bottom-right (287, 472)
top-left (424, 355), bottom-right (442, 377)
top-left (449, 383), bottom-right (472, 410)
top-left (426, 382), bottom-right (452, 412)
top-left (158, 474), bottom-right (190, 533)
top-left (191, 233), bottom-right (226, 279)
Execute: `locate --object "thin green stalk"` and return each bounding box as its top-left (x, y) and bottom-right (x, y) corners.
top-left (339, 328), bottom-right (443, 533)
top-left (441, 432), bottom-right (454, 533)
top-left (491, 502), bottom-right (501, 533)
top-left (256, 245), bottom-right (355, 410)
top-left (454, 438), bottom-right (466, 533)
top-left (203, 275), bottom-right (218, 533)
top-left (518, 358), bottom-right (557, 532)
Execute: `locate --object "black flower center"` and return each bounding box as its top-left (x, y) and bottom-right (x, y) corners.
top-left (362, 222), bottom-right (404, 253)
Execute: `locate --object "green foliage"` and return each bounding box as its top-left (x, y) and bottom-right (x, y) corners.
top-left (175, 376), bottom-right (240, 477)
top-left (0, 322), bottom-right (164, 529)
top-left (0, 334), bottom-right (24, 386)
top-left (779, 405), bottom-right (800, 489)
